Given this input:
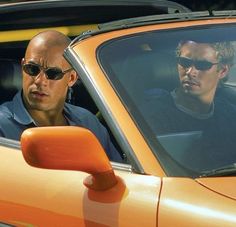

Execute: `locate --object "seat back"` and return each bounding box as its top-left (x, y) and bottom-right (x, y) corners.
top-left (0, 59), bottom-right (22, 104)
top-left (145, 52), bottom-right (179, 94)
top-left (117, 51), bottom-right (179, 104)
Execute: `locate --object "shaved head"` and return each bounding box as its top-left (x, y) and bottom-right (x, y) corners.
top-left (25, 30), bottom-right (71, 57)
top-left (22, 30), bottom-right (78, 122)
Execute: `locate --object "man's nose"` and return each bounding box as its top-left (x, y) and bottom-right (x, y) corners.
top-left (186, 65), bottom-right (198, 77)
top-left (34, 71), bottom-right (48, 85)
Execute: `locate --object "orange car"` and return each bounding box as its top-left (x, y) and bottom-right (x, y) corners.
top-left (1, 1), bottom-right (236, 227)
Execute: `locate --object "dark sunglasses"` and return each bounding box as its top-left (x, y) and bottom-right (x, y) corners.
top-left (22, 62), bottom-right (73, 80)
top-left (177, 56), bottom-right (219, 71)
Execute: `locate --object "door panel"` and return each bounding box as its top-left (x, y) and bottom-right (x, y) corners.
top-left (0, 146), bottom-right (161, 226)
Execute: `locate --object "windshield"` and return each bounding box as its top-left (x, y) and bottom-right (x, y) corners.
top-left (98, 24), bottom-right (236, 177)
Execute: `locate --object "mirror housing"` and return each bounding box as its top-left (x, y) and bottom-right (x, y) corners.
top-left (21, 126), bottom-right (117, 191)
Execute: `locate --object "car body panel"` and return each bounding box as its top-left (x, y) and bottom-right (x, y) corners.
top-left (0, 144), bottom-right (161, 226)
top-left (1, 1), bottom-right (236, 225)
top-left (196, 178), bottom-right (236, 200)
top-left (159, 178), bottom-right (236, 227)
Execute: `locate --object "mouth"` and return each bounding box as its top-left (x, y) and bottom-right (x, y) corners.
top-left (30, 90), bottom-right (49, 99)
top-left (182, 80), bottom-right (199, 87)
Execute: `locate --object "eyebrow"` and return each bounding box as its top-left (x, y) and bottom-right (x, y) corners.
top-left (25, 61), bottom-right (62, 69)
top-left (180, 56), bottom-right (216, 62)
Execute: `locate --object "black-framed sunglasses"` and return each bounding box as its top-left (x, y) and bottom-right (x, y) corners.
top-left (22, 62), bottom-right (73, 80)
top-left (177, 56), bottom-right (219, 71)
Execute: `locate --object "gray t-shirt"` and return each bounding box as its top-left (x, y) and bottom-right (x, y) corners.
top-left (140, 90), bottom-right (236, 171)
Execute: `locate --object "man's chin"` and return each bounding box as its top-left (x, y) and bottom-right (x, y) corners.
top-left (28, 102), bottom-right (50, 111)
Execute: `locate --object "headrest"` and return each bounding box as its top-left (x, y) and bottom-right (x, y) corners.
top-left (150, 52), bottom-right (179, 91)
top-left (117, 51), bottom-right (179, 102)
top-left (0, 59), bottom-right (22, 104)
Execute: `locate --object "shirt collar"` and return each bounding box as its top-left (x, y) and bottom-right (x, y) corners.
top-left (63, 102), bottom-right (82, 126)
top-left (13, 90), bottom-right (35, 125)
top-left (12, 90), bottom-right (82, 126)
top-left (171, 89), bottom-right (214, 119)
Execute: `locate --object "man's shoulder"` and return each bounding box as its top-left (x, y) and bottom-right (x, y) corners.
top-left (0, 101), bottom-right (14, 118)
top-left (0, 91), bottom-right (21, 113)
top-left (0, 100), bottom-right (15, 138)
top-left (214, 96), bottom-right (236, 125)
top-left (64, 103), bottom-right (98, 124)
top-left (215, 96), bottom-right (236, 111)
top-left (64, 103), bottom-right (109, 144)
top-left (65, 102), bottom-right (94, 116)
top-left (144, 88), bottom-right (172, 101)
top-left (141, 89), bottom-right (174, 112)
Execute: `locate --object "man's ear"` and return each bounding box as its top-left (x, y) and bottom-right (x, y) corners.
top-left (219, 64), bottom-right (230, 79)
top-left (68, 70), bottom-right (78, 87)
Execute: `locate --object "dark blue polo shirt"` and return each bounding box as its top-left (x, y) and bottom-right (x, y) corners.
top-left (0, 91), bottom-right (122, 162)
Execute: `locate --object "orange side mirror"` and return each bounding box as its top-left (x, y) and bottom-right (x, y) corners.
top-left (21, 126), bottom-right (117, 191)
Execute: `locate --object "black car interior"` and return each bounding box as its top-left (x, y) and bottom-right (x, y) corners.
top-left (0, 59), bottom-right (22, 105)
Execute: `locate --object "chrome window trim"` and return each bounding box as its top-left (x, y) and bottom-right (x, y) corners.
top-left (64, 48), bottom-right (145, 174)
top-left (0, 137), bottom-right (20, 149)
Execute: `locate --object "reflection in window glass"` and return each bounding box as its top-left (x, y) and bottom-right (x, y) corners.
top-left (99, 24), bottom-right (236, 177)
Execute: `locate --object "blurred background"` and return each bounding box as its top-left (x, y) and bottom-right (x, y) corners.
top-left (174, 0), bottom-right (236, 11)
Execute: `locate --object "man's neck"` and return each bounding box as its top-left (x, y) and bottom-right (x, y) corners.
top-left (174, 88), bottom-right (214, 114)
top-left (28, 109), bottom-right (68, 127)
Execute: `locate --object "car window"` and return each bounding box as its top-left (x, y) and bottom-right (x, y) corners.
top-left (98, 24), bottom-right (236, 177)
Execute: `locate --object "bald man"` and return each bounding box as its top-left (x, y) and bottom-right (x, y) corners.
top-left (0, 30), bottom-right (123, 162)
